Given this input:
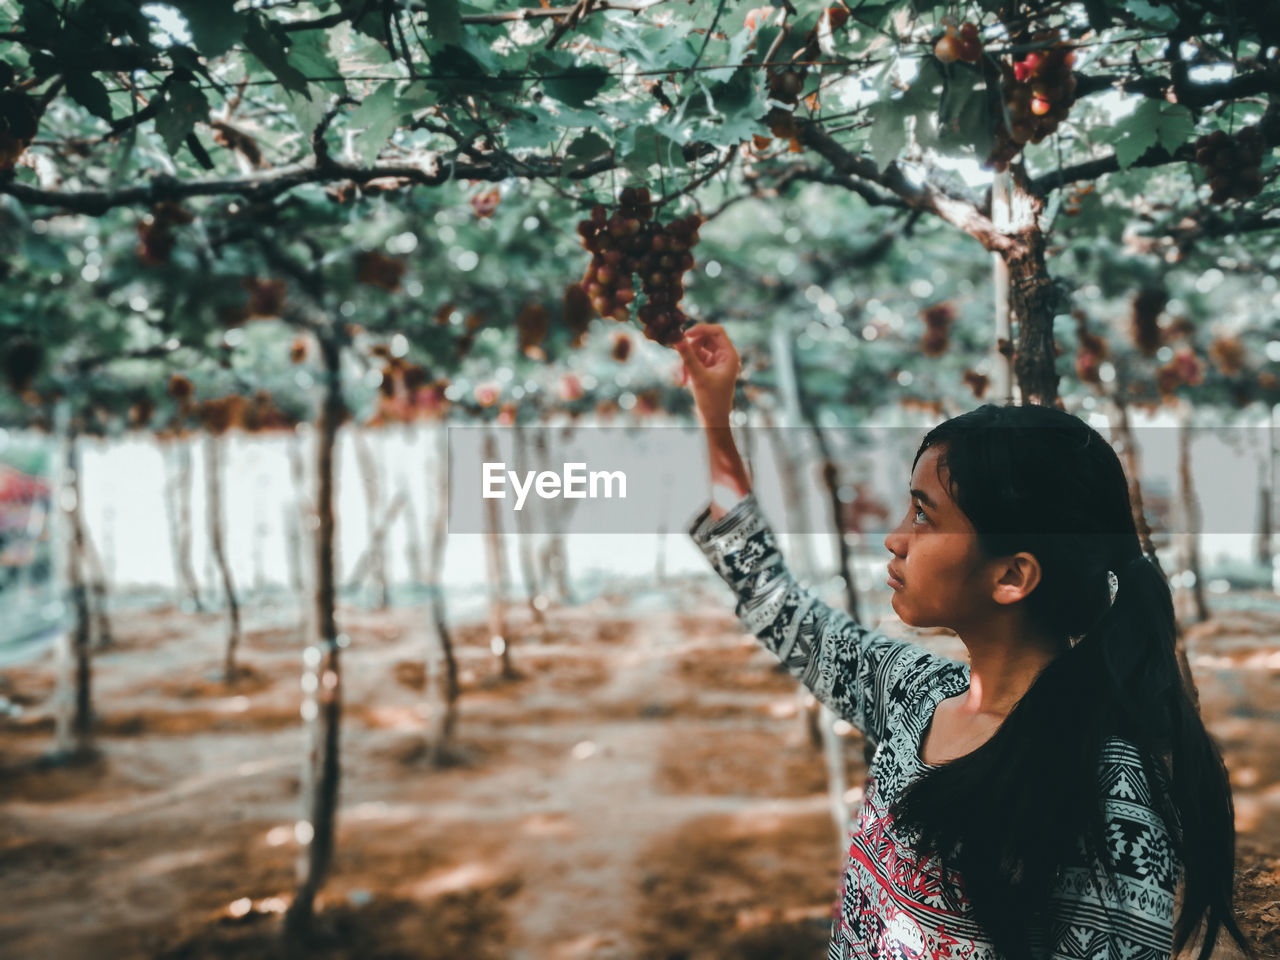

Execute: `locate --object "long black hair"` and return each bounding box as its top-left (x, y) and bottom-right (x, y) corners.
top-left (887, 402), bottom-right (1253, 960)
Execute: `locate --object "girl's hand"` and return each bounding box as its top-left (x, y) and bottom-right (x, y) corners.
top-left (674, 323), bottom-right (741, 428)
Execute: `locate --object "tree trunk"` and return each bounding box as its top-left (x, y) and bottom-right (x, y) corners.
top-left (285, 334), bottom-right (345, 944)
top-left (1175, 400), bottom-right (1209, 623)
top-left (1262, 406), bottom-right (1277, 587)
top-left (82, 523), bottom-right (113, 650)
top-left (425, 422), bottom-right (460, 764)
top-left (1108, 395), bottom-right (1201, 710)
top-left (991, 170), bottom-right (1016, 405)
top-left (511, 421), bottom-right (547, 638)
top-left (482, 426), bottom-right (517, 679)
top-left (353, 429), bottom-right (390, 610)
top-left (533, 426), bottom-right (574, 604)
top-left (54, 405), bottom-right (94, 759)
top-left (401, 426), bottom-right (425, 587)
top-left (285, 433), bottom-right (306, 595)
top-left (205, 432), bottom-right (242, 685)
top-left (1004, 169), bottom-right (1058, 407)
top-left (819, 703), bottom-right (851, 843)
top-left (654, 460), bottom-right (675, 587)
top-left (165, 437), bottom-right (203, 611)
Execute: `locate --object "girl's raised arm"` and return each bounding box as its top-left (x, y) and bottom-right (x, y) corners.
top-left (676, 324), bottom-right (959, 743)
top-left (688, 491), bottom-right (958, 744)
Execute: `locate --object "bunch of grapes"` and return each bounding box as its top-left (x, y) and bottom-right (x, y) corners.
top-left (0, 79), bottom-right (37, 173)
top-left (935, 22), bottom-right (982, 64)
top-left (962, 369), bottom-right (990, 399)
top-left (1073, 312), bottom-right (1109, 385)
top-left (516, 303), bottom-right (550, 356)
top-left (919, 302), bottom-right (955, 357)
top-left (1156, 347), bottom-right (1204, 396)
top-left (1130, 286), bottom-right (1167, 356)
top-left (1194, 126), bottom-right (1266, 204)
top-left (137, 201), bottom-right (195, 266)
top-left (575, 186), bottom-right (702, 346)
top-left (987, 34), bottom-right (1077, 171)
top-left (1208, 336), bottom-right (1246, 377)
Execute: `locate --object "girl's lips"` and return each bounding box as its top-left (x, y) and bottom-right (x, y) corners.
top-left (886, 566), bottom-right (904, 589)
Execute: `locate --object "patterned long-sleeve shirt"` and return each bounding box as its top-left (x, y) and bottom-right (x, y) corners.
top-left (688, 492), bottom-right (1181, 960)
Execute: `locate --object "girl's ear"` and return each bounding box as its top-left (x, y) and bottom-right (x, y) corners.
top-left (991, 552), bottom-right (1041, 606)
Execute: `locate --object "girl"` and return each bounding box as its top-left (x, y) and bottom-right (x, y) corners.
top-left (673, 324), bottom-right (1254, 960)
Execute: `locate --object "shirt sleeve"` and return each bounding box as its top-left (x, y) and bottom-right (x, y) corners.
top-left (687, 492), bottom-right (960, 744)
top-left (1042, 739), bottom-right (1180, 960)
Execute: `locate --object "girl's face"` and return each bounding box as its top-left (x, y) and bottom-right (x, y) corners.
top-left (882, 446), bottom-right (995, 631)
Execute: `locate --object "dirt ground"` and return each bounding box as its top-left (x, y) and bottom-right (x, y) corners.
top-left (1, 583), bottom-right (1278, 960)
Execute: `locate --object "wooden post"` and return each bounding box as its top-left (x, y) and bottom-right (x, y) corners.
top-left (285, 332), bottom-right (345, 943)
top-left (205, 431), bottom-right (242, 683)
top-left (425, 421), bottom-right (460, 763)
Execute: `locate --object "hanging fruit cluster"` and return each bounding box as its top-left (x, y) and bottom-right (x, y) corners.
top-left (1208, 336), bottom-right (1246, 377)
top-left (355, 251), bottom-right (407, 291)
top-left (1130, 286), bottom-right (1167, 355)
top-left (1073, 311), bottom-right (1109, 384)
top-left (575, 186), bottom-right (702, 346)
top-left (986, 34), bottom-right (1077, 171)
top-left (962, 369), bottom-right (989, 399)
top-left (919, 302), bottom-right (955, 357)
top-left (516, 303), bottom-right (550, 357)
top-left (1194, 126), bottom-right (1267, 204)
top-left (470, 188), bottom-right (501, 218)
top-left (0, 73), bottom-right (37, 172)
top-left (137, 201), bottom-right (195, 266)
top-left (1156, 347), bottom-right (1203, 396)
top-left (935, 21), bottom-right (982, 64)
top-left (611, 332), bottom-right (632, 362)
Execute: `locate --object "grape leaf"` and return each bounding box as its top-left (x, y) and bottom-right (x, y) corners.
top-left (169, 0), bottom-right (246, 58)
top-left (534, 54), bottom-right (610, 108)
top-left (1110, 100), bottom-right (1193, 170)
top-left (422, 0), bottom-right (463, 44)
top-left (349, 81), bottom-right (399, 166)
top-left (1126, 0), bottom-right (1179, 29)
top-left (243, 15), bottom-right (310, 97)
top-left (561, 131), bottom-right (611, 173)
top-left (64, 72), bottom-right (113, 122)
top-left (156, 81), bottom-right (210, 155)
top-left (865, 100), bottom-right (909, 172)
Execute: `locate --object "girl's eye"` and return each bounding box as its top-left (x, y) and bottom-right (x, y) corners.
top-left (912, 503), bottom-right (927, 524)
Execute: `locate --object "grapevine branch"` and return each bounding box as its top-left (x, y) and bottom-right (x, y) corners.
top-left (797, 121), bottom-right (1016, 253)
top-left (1029, 100), bottom-right (1280, 194)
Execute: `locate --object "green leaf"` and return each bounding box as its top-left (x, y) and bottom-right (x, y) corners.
top-left (563, 130), bottom-right (610, 165)
top-left (422, 0), bottom-right (463, 44)
top-left (865, 100), bottom-right (909, 172)
top-left (156, 80), bottom-right (210, 155)
top-left (504, 111), bottom-right (561, 151)
top-left (169, 0), bottom-right (247, 58)
top-left (1109, 100), bottom-right (1193, 170)
top-left (64, 71), bottom-right (113, 122)
top-left (286, 30), bottom-right (342, 91)
top-left (534, 54), bottom-right (610, 108)
top-left (935, 67), bottom-right (995, 158)
top-left (349, 81), bottom-right (399, 165)
top-left (243, 15), bottom-right (310, 97)
top-left (617, 124), bottom-right (681, 175)
top-left (701, 25), bottom-right (755, 84)
top-left (18, 1), bottom-right (62, 45)
top-left (695, 68), bottom-right (770, 146)
top-left (1126, 0), bottom-right (1179, 29)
